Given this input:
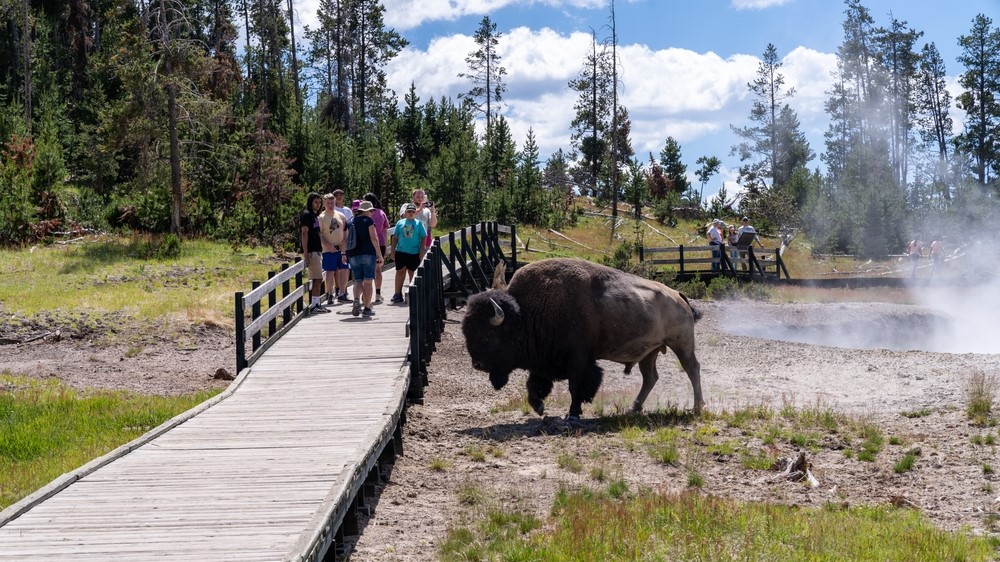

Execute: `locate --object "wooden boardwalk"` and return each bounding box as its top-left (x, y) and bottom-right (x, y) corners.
top-left (0, 268), bottom-right (414, 561)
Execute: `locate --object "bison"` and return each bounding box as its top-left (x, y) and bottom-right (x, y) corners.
top-left (462, 257), bottom-right (704, 419)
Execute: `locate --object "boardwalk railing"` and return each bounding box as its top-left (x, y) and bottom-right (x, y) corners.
top-left (640, 244), bottom-right (790, 280)
top-left (234, 260), bottom-right (311, 373)
top-left (404, 222), bottom-right (515, 403)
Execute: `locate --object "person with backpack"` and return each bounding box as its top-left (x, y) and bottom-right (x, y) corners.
top-left (344, 200), bottom-right (384, 317)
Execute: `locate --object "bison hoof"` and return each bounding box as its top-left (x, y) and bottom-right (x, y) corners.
top-left (565, 413), bottom-right (580, 422)
top-left (529, 397), bottom-right (544, 416)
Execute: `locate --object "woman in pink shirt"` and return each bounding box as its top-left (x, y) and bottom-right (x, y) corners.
top-left (364, 193), bottom-right (391, 304)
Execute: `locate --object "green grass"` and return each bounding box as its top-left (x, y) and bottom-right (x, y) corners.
top-left (0, 235), bottom-right (276, 333)
top-left (441, 489), bottom-right (999, 561)
top-left (0, 375), bottom-right (218, 509)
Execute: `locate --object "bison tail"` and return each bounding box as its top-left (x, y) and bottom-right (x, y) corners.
top-left (678, 293), bottom-right (703, 322)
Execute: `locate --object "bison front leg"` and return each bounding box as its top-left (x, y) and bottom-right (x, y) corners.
top-left (526, 372), bottom-right (553, 416)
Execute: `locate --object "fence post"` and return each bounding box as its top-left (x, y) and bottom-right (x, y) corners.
top-left (510, 224), bottom-right (517, 269)
top-left (251, 281), bottom-right (261, 353)
top-left (679, 246), bottom-right (685, 276)
top-left (295, 263), bottom-right (304, 314)
top-left (267, 271), bottom-right (277, 338)
top-left (234, 292), bottom-right (245, 373)
top-left (639, 246), bottom-right (645, 263)
top-left (281, 263), bottom-right (291, 326)
top-left (407, 278), bottom-right (424, 402)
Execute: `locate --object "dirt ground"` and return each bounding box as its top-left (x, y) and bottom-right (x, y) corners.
top-left (4, 298), bottom-right (1000, 559)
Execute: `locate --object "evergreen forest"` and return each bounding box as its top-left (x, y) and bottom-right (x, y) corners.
top-left (0, 0), bottom-right (997, 258)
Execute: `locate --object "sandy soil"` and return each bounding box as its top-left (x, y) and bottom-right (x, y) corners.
top-left (4, 298), bottom-right (1000, 560)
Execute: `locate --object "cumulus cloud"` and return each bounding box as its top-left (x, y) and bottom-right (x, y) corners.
top-left (388, 26), bottom-right (790, 164)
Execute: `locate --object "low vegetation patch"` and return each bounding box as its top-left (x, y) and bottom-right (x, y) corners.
top-left (0, 375), bottom-right (218, 509)
top-left (440, 488), bottom-right (998, 561)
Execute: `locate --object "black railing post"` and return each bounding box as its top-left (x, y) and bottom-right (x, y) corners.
top-left (295, 263), bottom-right (304, 314)
top-left (281, 263), bottom-right (291, 326)
top-left (407, 279), bottom-right (424, 402)
top-left (251, 281), bottom-right (262, 353)
top-left (679, 245), bottom-right (686, 276)
top-left (267, 271), bottom-right (277, 338)
top-left (639, 246), bottom-right (645, 263)
top-left (234, 292), bottom-right (245, 373)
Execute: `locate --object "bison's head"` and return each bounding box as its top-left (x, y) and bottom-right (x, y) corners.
top-left (462, 290), bottom-right (522, 389)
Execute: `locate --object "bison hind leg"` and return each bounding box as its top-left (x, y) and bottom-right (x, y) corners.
top-left (631, 351), bottom-right (660, 413)
top-left (567, 360), bottom-right (603, 419)
top-left (623, 361), bottom-right (634, 374)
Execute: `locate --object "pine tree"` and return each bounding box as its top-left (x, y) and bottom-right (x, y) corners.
top-left (955, 13), bottom-right (1000, 190)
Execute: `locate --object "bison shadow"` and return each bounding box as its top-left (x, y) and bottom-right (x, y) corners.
top-left (459, 409), bottom-right (699, 441)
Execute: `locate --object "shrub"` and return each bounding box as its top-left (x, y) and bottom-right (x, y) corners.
top-left (965, 369), bottom-right (997, 426)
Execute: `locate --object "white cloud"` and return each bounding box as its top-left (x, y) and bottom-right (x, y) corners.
top-left (381, 0), bottom-right (606, 30)
top-left (730, 0), bottom-right (793, 10)
top-left (387, 27), bottom-right (784, 165)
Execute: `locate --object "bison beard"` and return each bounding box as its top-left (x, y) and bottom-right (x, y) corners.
top-left (462, 258), bottom-right (703, 420)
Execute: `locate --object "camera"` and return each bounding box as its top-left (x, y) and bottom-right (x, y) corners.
top-left (425, 201), bottom-right (433, 208)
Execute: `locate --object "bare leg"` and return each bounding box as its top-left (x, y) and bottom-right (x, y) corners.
top-left (362, 279), bottom-right (374, 308)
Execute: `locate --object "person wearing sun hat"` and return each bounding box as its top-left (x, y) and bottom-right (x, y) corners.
top-left (345, 200), bottom-right (384, 317)
top-left (707, 219), bottom-right (724, 272)
top-left (388, 202), bottom-right (428, 303)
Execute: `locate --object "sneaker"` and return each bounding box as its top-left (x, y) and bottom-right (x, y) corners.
top-left (326, 294), bottom-right (334, 306)
top-left (374, 294), bottom-right (384, 304)
top-left (337, 293), bottom-right (351, 303)
top-left (352, 299), bottom-right (362, 317)
top-left (310, 303), bottom-right (330, 314)
top-left (390, 293), bottom-right (404, 304)
top-left (362, 307), bottom-right (374, 317)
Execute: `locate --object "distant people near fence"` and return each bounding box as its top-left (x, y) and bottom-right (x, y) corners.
top-left (929, 238), bottom-right (943, 277)
top-left (737, 216), bottom-right (765, 272)
top-left (907, 237), bottom-right (923, 278)
top-left (727, 224), bottom-right (739, 264)
top-left (331, 189), bottom-right (354, 302)
top-left (389, 203), bottom-right (428, 304)
top-left (707, 219), bottom-right (724, 272)
top-left (300, 193), bottom-right (329, 314)
top-left (364, 193), bottom-right (390, 304)
top-left (319, 194), bottom-right (348, 306)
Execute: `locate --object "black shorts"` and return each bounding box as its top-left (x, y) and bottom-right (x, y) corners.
top-left (394, 251), bottom-right (420, 271)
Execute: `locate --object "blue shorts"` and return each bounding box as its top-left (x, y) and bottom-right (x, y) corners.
top-left (322, 251), bottom-right (350, 272)
top-left (348, 254), bottom-right (376, 281)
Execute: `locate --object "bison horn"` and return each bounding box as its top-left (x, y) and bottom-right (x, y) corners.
top-left (488, 297), bottom-right (505, 326)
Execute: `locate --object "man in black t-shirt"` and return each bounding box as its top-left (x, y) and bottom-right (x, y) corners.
top-left (300, 193), bottom-right (329, 314)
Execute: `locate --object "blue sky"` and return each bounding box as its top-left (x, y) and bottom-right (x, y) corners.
top-left (296, 0), bottom-right (996, 201)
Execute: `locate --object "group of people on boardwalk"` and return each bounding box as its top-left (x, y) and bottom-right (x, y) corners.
top-left (300, 188), bottom-right (438, 318)
top-left (906, 236), bottom-right (944, 278)
top-left (706, 216), bottom-right (766, 271)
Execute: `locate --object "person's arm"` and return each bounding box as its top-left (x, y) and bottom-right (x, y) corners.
top-left (428, 206), bottom-right (438, 228)
top-left (417, 223), bottom-right (428, 261)
top-left (369, 224), bottom-right (383, 264)
top-left (300, 225), bottom-right (310, 263)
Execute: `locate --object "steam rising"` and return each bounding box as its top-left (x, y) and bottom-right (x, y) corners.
top-left (724, 280), bottom-right (999, 355)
